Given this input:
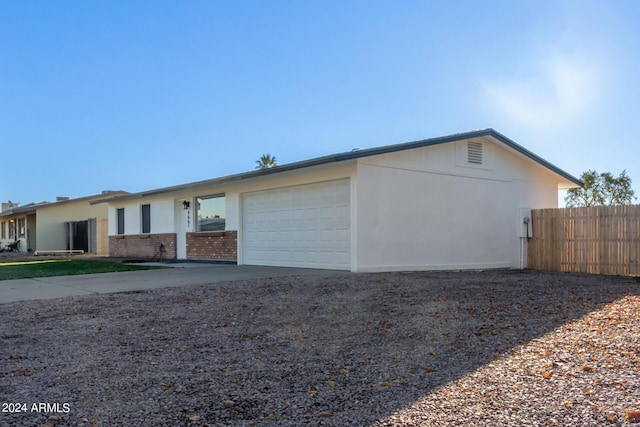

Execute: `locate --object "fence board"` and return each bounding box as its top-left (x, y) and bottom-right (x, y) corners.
top-left (528, 205), bottom-right (640, 276)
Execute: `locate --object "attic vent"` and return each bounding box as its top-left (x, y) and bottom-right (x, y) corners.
top-left (467, 141), bottom-right (483, 164)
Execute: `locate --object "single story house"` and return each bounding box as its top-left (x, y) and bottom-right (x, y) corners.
top-left (101, 129), bottom-right (581, 272)
top-left (0, 201), bottom-right (41, 253)
top-left (0, 191), bottom-right (127, 255)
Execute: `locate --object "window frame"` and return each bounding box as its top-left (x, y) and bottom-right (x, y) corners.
top-left (8, 220), bottom-right (16, 240)
top-left (16, 217), bottom-right (26, 238)
top-left (196, 193), bottom-right (226, 232)
top-left (116, 208), bottom-right (125, 235)
top-left (141, 204), bottom-right (151, 234)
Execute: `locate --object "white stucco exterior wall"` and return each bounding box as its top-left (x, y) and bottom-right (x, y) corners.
top-left (225, 192), bottom-right (240, 231)
top-left (108, 163), bottom-right (355, 235)
top-left (107, 208), bottom-right (116, 235)
top-left (109, 198), bottom-right (176, 235)
top-left (149, 199), bottom-right (175, 233)
top-left (353, 139), bottom-right (562, 272)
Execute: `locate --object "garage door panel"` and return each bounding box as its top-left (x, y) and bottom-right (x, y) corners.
top-left (242, 179), bottom-right (351, 270)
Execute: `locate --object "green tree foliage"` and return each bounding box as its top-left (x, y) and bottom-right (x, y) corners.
top-left (255, 154), bottom-right (277, 170)
top-left (565, 170), bottom-right (636, 207)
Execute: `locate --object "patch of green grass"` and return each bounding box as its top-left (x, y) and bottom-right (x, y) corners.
top-left (0, 259), bottom-right (164, 281)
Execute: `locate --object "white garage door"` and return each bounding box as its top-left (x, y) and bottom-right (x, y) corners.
top-left (242, 179), bottom-right (351, 270)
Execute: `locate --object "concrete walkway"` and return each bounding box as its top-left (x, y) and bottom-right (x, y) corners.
top-left (0, 264), bottom-right (349, 304)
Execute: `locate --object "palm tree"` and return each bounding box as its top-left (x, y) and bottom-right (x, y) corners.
top-left (255, 154), bottom-right (277, 170)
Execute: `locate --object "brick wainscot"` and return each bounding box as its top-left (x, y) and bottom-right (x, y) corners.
top-left (109, 233), bottom-right (177, 259)
top-left (186, 231), bottom-right (237, 262)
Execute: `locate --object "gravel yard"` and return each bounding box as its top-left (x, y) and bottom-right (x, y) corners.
top-left (1, 270), bottom-right (639, 426)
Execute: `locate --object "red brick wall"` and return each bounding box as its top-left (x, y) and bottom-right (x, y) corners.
top-left (109, 233), bottom-right (177, 259)
top-left (186, 231), bottom-right (237, 262)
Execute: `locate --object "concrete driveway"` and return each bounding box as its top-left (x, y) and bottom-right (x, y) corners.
top-left (0, 264), bottom-right (349, 304)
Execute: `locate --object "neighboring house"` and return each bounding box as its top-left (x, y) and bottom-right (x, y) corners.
top-left (0, 191), bottom-right (128, 255)
top-left (102, 129), bottom-right (582, 272)
top-left (0, 201), bottom-right (43, 253)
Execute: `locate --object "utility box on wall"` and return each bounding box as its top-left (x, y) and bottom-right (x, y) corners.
top-left (518, 208), bottom-right (533, 239)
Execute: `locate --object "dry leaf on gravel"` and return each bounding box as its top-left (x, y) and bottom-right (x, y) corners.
top-left (1, 270), bottom-right (638, 427)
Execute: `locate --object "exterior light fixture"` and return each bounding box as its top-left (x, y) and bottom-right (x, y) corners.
top-left (182, 200), bottom-right (190, 210)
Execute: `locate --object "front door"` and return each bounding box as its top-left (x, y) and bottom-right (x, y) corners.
top-left (175, 199), bottom-right (191, 259)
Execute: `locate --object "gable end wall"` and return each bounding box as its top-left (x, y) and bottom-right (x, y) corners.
top-left (354, 140), bottom-right (559, 272)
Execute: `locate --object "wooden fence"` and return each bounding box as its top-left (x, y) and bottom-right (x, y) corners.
top-left (528, 205), bottom-right (640, 275)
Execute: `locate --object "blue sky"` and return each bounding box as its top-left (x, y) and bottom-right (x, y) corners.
top-left (2, 0), bottom-right (639, 205)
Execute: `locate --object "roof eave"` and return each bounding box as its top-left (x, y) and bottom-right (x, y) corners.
top-left (484, 129), bottom-right (583, 187)
top-left (0, 205), bottom-right (40, 217)
top-left (100, 128), bottom-right (583, 203)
